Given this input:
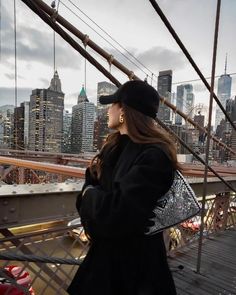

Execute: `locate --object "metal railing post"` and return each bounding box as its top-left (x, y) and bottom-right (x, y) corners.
top-left (196, 0), bottom-right (221, 273)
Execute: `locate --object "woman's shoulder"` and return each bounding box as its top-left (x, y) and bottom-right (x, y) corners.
top-left (140, 142), bottom-right (171, 158)
top-left (135, 143), bottom-right (173, 167)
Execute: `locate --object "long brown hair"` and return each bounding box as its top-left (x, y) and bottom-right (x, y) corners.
top-left (90, 103), bottom-right (180, 178)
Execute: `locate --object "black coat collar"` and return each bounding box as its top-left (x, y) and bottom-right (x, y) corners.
top-left (113, 140), bottom-right (143, 182)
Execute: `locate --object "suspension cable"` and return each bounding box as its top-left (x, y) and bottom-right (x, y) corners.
top-left (156, 117), bottom-right (236, 193)
top-left (56, 0), bottom-right (60, 11)
top-left (60, 0), bottom-right (155, 82)
top-left (13, 0), bottom-right (18, 150)
top-left (64, 0), bottom-right (158, 82)
top-left (21, 0), bottom-right (121, 87)
top-left (21, 0), bottom-right (236, 157)
top-left (149, 0), bottom-right (236, 133)
top-left (198, 0), bottom-right (221, 274)
top-left (173, 72), bottom-right (236, 85)
top-left (51, 1), bottom-right (56, 73)
top-left (58, 0), bottom-right (236, 89)
top-left (14, 0), bottom-right (236, 194)
top-left (64, 0), bottom-right (236, 97)
top-left (0, 0), bottom-right (1, 62)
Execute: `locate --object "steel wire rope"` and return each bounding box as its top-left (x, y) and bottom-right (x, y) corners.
top-left (197, 0), bottom-right (221, 273)
top-left (63, 0), bottom-right (236, 96)
top-left (0, 0), bottom-right (1, 62)
top-left (40, 0), bottom-right (234, 142)
top-left (173, 72), bottom-right (236, 85)
top-left (66, 0), bottom-right (159, 81)
top-left (20, 0), bottom-right (121, 85)
top-left (21, 0), bottom-right (235, 157)
top-left (61, 1), bottom-right (236, 90)
top-left (16, 0), bottom-right (236, 195)
top-left (13, 0), bottom-right (18, 151)
top-left (58, 0), bottom-right (236, 145)
top-left (156, 117), bottom-right (236, 193)
top-left (149, 0), bottom-right (236, 135)
top-left (51, 1), bottom-right (56, 75)
top-left (60, 0), bottom-right (156, 83)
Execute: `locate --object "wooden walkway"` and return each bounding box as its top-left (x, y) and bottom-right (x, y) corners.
top-left (170, 228), bottom-right (236, 295)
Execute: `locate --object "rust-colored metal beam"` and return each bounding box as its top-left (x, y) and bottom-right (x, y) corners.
top-left (27, 0), bottom-right (138, 81)
top-left (149, 0), bottom-right (236, 134)
top-left (20, 0), bottom-right (235, 156)
top-left (0, 156), bottom-right (85, 178)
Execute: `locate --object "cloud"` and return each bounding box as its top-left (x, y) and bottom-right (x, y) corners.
top-left (136, 47), bottom-right (186, 71)
top-left (40, 78), bottom-right (51, 87)
top-left (103, 46), bottom-right (186, 78)
top-left (4, 73), bottom-right (24, 80)
top-left (0, 87), bottom-right (32, 105)
top-left (1, 3), bottom-right (82, 71)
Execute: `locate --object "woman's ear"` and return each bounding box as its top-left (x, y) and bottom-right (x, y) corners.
top-left (119, 106), bottom-right (125, 116)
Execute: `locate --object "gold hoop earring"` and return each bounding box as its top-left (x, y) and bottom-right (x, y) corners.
top-left (119, 114), bottom-right (124, 124)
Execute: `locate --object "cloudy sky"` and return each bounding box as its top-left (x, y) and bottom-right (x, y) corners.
top-left (1, 0), bottom-right (236, 117)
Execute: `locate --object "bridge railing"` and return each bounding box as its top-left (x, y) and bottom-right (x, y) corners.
top-left (0, 156), bottom-right (235, 293)
top-left (0, 188), bottom-right (235, 294)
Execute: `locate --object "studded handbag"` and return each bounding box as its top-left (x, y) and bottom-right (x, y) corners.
top-left (145, 170), bottom-right (201, 235)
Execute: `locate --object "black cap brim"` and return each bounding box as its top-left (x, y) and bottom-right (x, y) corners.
top-left (99, 93), bottom-right (119, 105)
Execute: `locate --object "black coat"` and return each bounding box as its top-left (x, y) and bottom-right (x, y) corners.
top-left (68, 137), bottom-right (177, 295)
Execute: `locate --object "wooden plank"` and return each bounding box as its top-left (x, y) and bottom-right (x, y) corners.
top-left (170, 229), bottom-right (236, 294)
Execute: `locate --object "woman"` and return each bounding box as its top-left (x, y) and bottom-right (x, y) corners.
top-left (68, 80), bottom-right (178, 295)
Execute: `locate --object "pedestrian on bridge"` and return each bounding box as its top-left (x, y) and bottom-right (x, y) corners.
top-left (68, 80), bottom-right (178, 295)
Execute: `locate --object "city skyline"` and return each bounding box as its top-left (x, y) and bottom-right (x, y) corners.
top-left (1, 0), bottom-right (236, 115)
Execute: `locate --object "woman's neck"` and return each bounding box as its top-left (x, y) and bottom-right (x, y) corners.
top-left (118, 124), bottom-right (128, 135)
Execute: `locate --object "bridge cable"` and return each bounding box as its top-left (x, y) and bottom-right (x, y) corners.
top-left (51, 1), bottom-right (56, 74)
top-left (60, 0), bottom-right (155, 83)
top-left (20, 0), bottom-right (236, 157)
top-left (173, 72), bottom-right (236, 86)
top-left (13, 0), bottom-right (18, 150)
top-left (64, 0), bottom-right (236, 101)
top-left (55, 1), bottom-right (236, 90)
top-left (0, 0), bottom-right (1, 62)
top-left (156, 117), bottom-right (236, 193)
top-left (15, 0), bottom-right (236, 194)
top-left (197, 0), bottom-right (222, 274)
top-left (21, 0), bottom-right (122, 86)
top-left (149, 0), bottom-right (236, 134)
top-left (66, 0), bottom-right (158, 80)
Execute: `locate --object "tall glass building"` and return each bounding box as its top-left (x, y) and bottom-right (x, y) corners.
top-left (215, 61), bottom-right (232, 130)
top-left (71, 86), bottom-right (95, 153)
top-left (29, 71), bottom-right (64, 152)
top-left (175, 84), bottom-right (195, 125)
top-left (157, 70), bottom-right (172, 124)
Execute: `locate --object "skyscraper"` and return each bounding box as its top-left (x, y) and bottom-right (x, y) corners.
top-left (95, 81), bottom-right (117, 150)
top-left (215, 56), bottom-right (232, 129)
top-left (29, 71), bottom-right (64, 152)
top-left (71, 86), bottom-right (95, 153)
top-left (175, 84), bottom-right (195, 125)
top-left (157, 70), bottom-right (172, 124)
top-left (62, 110), bottom-right (72, 153)
top-left (175, 85), bottom-right (184, 125)
top-left (0, 108), bottom-right (14, 148)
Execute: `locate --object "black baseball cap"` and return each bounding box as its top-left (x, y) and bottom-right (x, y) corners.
top-left (99, 80), bottom-right (160, 119)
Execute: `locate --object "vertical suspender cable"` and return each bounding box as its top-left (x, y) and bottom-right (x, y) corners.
top-left (0, 0), bottom-right (2, 62)
top-left (196, 0), bottom-right (221, 274)
top-left (13, 0), bottom-right (18, 149)
top-left (84, 46), bottom-right (87, 91)
top-left (51, 1), bottom-right (56, 75)
top-left (148, 0), bottom-right (236, 134)
top-left (53, 28), bottom-right (55, 73)
top-left (83, 36), bottom-right (88, 152)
